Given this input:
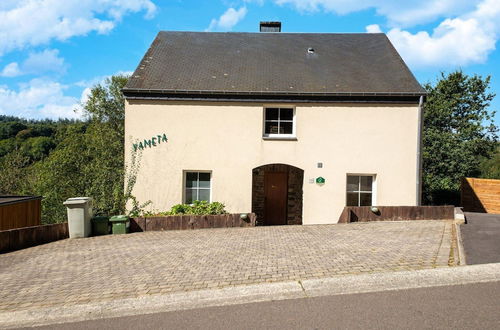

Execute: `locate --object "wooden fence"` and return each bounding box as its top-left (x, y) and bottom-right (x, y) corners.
top-left (461, 178), bottom-right (500, 214)
top-left (0, 197), bottom-right (42, 231)
top-left (131, 213), bottom-right (256, 232)
top-left (338, 206), bottom-right (455, 223)
top-left (0, 222), bottom-right (68, 254)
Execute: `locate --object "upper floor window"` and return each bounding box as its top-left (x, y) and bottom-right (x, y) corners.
top-left (185, 171), bottom-right (211, 204)
top-left (263, 107), bottom-right (295, 138)
top-left (346, 175), bottom-right (375, 206)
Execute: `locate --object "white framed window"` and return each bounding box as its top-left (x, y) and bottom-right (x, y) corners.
top-left (184, 171), bottom-right (211, 204)
top-left (346, 175), bottom-right (376, 206)
top-left (263, 107), bottom-right (296, 138)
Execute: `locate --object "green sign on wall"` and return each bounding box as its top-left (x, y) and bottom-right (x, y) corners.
top-left (316, 177), bottom-right (325, 184)
top-left (133, 133), bottom-right (168, 151)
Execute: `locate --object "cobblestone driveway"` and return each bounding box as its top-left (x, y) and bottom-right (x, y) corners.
top-left (0, 221), bottom-right (455, 312)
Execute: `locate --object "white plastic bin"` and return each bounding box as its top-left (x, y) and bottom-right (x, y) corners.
top-left (63, 197), bottom-right (93, 238)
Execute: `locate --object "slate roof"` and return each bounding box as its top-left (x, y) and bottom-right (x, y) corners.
top-left (123, 31), bottom-right (425, 101)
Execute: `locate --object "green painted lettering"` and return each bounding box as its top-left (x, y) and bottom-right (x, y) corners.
top-left (157, 135), bottom-right (162, 144)
top-left (133, 143), bottom-right (138, 152)
top-left (162, 134), bottom-right (168, 143)
top-left (152, 137), bottom-right (157, 146)
top-left (138, 142), bottom-right (144, 150)
top-left (144, 139), bottom-right (152, 148)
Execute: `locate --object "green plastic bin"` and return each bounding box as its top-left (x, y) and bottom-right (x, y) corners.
top-left (91, 216), bottom-right (110, 236)
top-left (109, 215), bottom-right (130, 234)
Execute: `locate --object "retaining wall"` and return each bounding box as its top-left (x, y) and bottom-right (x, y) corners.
top-left (338, 206), bottom-right (455, 223)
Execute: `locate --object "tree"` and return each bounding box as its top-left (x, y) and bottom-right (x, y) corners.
top-left (78, 75), bottom-right (128, 217)
top-left (422, 71), bottom-right (498, 205)
top-left (34, 75), bottom-right (129, 223)
top-left (0, 150), bottom-right (31, 195)
top-left (478, 144), bottom-right (500, 179)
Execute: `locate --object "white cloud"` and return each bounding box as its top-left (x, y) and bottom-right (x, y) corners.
top-left (273, 0), bottom-right (477, 27)
top-left (0, 79), bottom-right (81, 119)
top-left (268, 0), bottom-right (500, 68)
top-left (1, 49), bottom-right (66, 77)
top-left (386, 18), bottom-right (496, 68)
top-left (206, 7), bottom-right (248, 32)
top-left (365, 24), bottom-right (382, 33)
top-left (0, 70), bottom-right (133, 119)
top-left (0, 0), bottom-right (157, 56)
top-left (1, 62), bottom-right (21, 77)
top-left (377, 0), bottom-right (500, 68)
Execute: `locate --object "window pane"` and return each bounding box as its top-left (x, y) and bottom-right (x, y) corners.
top-left (346, 192), bottom-right (359, 206)
top-left (186, 172), bottom-right (198, 188)
top-left (360, 193), bottom-right (372, 206)
top-left (265, 108), bottom-right (279, 120)
top-left (346, 176), bottom-right (359, 192)
top-left (360, 176), bottom-right (373, 191)
top-left (198, 189), bottom-right (210, 202)
top-left (265, 121), bottom-right (280, 134)
top-left (185, 188), bottom-right (197, 204)
top-left (279, 108), bottom-right (293, 120)
top-left (280, 121), bottom-right (293, 134)
top-left (198, 173), bottom-right (211, 188)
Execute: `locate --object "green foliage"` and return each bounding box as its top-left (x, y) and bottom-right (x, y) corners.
top-left (21, 136), bottom-right (56, 161)
top-left (0, 151), bottom-right (31, 195)
top-left (0, 75), bottom-right (130, 224)
top-left (422, 71), bottom-right (498, 205)
top-left (33, 123), bottom-right (92, 223)
top-left (33, 75), bottom-right (130, 223)
top-left (0, 121), bottom-right (27, 139)
top-left (478, 144), bottom-right (500, 179)
top-left (144, 201), bottom-right (227, 217)
top-left (122, 146), bottom-right (152, 217)
top-left (0, 139), bottom-right (15, 158)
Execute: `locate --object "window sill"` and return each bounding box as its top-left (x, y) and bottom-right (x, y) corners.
top-left (262, 136), bottom-right (298, 141)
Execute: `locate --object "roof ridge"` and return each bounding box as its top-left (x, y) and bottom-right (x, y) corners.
top-left (158, 31), bottom-right (386, 35)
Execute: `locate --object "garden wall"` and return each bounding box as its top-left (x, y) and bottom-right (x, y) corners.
top-left (131, 213), bottom-right (256, 232)
top-left (338, 206), bottom-right (455, 223)
top-left (0, 222), bottom-right (68, 254)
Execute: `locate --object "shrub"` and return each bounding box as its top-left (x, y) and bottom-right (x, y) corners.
top-left (143, 201), bottom-right (227, 217)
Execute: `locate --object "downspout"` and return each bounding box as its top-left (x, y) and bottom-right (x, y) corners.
top-left (416, 95), bottom-right (424, 206)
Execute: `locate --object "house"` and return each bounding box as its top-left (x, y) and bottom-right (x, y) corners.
top-left (122, 22), bottom-right (426, 225)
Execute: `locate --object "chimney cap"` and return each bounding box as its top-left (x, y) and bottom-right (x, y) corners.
top-left (260, 21), bottom-right (281, 32)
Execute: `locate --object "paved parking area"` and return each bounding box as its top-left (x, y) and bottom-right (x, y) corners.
top-left (0, 221), bottom-right (455, 313)
top-left (461, 212), bottom-right (500, 265)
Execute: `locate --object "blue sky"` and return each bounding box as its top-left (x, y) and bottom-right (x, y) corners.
top-left (0, 0), bottom-right (499, 126)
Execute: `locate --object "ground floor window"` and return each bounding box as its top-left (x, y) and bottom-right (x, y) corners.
top-left (346, 175), bottom-right (374, 206)
top-left (184, 171), bottom-right (211, 204)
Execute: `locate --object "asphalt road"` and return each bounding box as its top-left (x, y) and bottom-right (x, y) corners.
top-left (461, 212), bottom-right (500, 264)
top-left (30, 281), bottom-right (500, 330)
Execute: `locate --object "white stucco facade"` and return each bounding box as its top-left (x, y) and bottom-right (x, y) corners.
top-left (125, 100), bottom-right (420, 224)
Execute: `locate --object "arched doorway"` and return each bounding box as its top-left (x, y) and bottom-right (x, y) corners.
top-left (252, 164), bottom-right (304, 226)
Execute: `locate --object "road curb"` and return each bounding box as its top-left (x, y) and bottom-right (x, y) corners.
top-left (1, 264), bottom-right (499, 329)
top-left (454, 221), bottom-right (467, 265)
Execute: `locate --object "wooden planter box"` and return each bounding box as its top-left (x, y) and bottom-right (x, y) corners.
top-left (338, 206), bottom-right (455, 223)
top-left (131, 213), bottom-right (257, 232)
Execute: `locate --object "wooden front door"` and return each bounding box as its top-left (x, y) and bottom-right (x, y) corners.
top-left (264, 172), bottom-right (288, 225)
